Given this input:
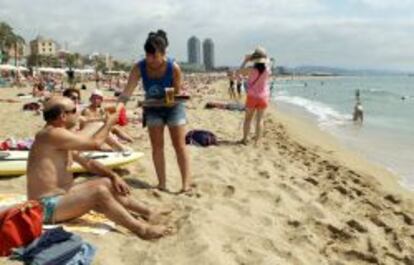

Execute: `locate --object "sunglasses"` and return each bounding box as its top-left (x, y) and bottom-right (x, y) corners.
top-left (65, 107), bottom-right (77, 114)
top-left (69, 95), bottom-right (79, 101)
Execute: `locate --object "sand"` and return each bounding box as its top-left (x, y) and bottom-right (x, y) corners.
top-left (0, 79), bottom-right (414, 264)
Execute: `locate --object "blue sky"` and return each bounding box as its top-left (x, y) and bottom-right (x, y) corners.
top-left (1, 0), bottom-right (414, 71)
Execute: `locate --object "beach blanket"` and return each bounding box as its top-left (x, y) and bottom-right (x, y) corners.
top-left (0, 194), bottom-right (116, 235)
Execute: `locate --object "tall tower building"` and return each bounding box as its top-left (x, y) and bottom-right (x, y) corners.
top-left (203, 38), bottom-right (215, 71)
top-left (187, 36), bottom-right (201, 65)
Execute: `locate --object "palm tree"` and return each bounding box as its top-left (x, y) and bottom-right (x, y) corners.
top-left (65, 54), bottom-right (76, 68)
top-left (0, 22), bottom-right (14, 64)
top-left (0, 22), bottom-right (25, 65)
top-left (12, 35), bottom-right (25, 66)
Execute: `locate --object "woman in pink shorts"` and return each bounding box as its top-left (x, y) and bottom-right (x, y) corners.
top-left (238, 47), bottom-right (272, 144)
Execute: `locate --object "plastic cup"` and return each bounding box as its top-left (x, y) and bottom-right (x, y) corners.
top-left (165, 87), bottom-right (175, 105)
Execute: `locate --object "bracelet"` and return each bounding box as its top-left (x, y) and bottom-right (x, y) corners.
top-left (118, 94), bottom-right (130, 104)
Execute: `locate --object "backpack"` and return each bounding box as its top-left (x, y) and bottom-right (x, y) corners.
top-left (0, 201), bottom-right (43, 257)
top-left (185, 130), bottom-right (217, 147)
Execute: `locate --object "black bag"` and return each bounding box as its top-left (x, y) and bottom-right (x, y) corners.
top-left (185, 130), bottom-right (217, 147)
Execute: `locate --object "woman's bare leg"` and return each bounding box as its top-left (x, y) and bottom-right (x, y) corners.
top-left (169, 125), bottom-right (191, 192)
top-left (148, 126), bottom-right (167, 190)
top-left (242, 108), bottom-right (255, 144)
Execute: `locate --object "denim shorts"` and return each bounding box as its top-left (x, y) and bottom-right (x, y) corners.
top-left (144, 103), bottom-right (186, 127)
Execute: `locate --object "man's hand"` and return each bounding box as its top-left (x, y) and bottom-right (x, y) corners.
top-left (112, 175), bottom-right (131, 196)
top-left (105, 110), bottom-right (118, 126)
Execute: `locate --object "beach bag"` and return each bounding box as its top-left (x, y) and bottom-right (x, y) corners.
top-left (22, 102), bottom-right (41, 111)
top-left (117, 106), bottom-right (128, 126)
top-left (185, 130), bottom-right (217, 147)
top-left (0, 200), bottom-right (43, 257)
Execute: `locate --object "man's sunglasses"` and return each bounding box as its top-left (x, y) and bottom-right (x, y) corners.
top-left (70, 95), bottom-right (79, 101)
top-left (65, 107), bottom-right (77, 114)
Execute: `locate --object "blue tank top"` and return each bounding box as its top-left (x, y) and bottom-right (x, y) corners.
top-left (138, 58), bottom-right (174, 100)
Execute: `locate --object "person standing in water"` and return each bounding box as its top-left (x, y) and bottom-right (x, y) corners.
top-left (353, 89), bottom-right (364, 124)
top-left (117, 30), bottom-right (191, 193)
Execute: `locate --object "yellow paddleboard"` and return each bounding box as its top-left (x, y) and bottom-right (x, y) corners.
top-left (0, 151), bottom-right (144, 176)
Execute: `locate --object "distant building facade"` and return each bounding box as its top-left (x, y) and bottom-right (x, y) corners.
top-left (203, 38), bottom-right (215, 71)
top-left (187, 36), bottom-right (201, 65)
top-left (30, 36), bottom-right (57, 56)
top-left (6, 42), bottom-right (27, 61)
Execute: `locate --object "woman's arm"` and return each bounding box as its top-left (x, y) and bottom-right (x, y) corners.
top-left (117, 65), bottom-right (141, 110)
top-left (237, 55), bottom-right (252, 77)
top-left (172, 62), bottom-right (182, 94)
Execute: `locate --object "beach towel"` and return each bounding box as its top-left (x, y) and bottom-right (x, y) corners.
top-left (0, 194), bottom-right (116, 235)
top-left (11, 227), bottom-right (96, 265)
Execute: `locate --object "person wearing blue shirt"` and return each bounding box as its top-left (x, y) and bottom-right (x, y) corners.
top-left (117, 30), bottom-right (191, 193)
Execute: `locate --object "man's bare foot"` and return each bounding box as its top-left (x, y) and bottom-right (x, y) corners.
top-left (145, 208), bottom-right (173, 224)
top-left (138, 225), bottom-right (174, 240)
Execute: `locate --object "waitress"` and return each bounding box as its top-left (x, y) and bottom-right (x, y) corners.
top-left (117, 30), bottom-right (191, 193)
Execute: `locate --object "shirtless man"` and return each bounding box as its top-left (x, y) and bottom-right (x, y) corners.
top-left (27, 96), bottom-right (171, 239)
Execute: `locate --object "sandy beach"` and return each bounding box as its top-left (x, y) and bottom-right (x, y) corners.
top-left (1, 79), bottom-right (413, 264)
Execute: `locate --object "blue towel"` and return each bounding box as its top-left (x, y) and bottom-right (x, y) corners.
top-left (11, 227), bottom-right (96, 265)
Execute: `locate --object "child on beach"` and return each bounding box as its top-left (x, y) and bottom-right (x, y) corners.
top-left (238, 47), bottom-right (272, 145)
top-left (116, 30), bottom-right (191, 193)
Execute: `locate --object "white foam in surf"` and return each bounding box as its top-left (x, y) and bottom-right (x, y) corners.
top-left (274, 94), bottom-right (352, 128)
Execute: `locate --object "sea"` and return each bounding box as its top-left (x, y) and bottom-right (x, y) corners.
top-left (272, 75), bottom-right (414, 189)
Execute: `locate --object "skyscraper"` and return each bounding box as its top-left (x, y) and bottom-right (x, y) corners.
top-left (203, 38), bottom-right (215, 71)
top-left (187, 36), bottom-right (201, 65)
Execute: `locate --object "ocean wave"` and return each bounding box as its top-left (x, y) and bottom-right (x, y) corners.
top-left (361, 88), bottom-right (411, 100)
top-left (274, 95), bottom-right (352, 127)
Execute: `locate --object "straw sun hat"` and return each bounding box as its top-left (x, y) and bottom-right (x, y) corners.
top-left (249, 46), bottom-right (269, 63)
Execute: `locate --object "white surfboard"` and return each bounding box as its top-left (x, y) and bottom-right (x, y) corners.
top-left (0, 151), bottom-right (144, 176)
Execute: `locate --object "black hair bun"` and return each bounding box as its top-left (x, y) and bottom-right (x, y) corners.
top-left (156, 30), bottom-right (168, 47)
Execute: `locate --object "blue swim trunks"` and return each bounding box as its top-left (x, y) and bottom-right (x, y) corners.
top-left (39, 195), bottom-right (61, 224)
top-left (145, 103), bottom-right (187, 127)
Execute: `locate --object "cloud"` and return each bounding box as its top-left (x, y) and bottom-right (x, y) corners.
top-left (351, 0), bottom-right (414, 9)
top-left (0, 0), bottom-right (413, 70)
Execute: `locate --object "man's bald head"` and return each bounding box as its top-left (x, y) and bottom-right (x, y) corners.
top-left (43, 96), bottom-right (73, 112)
top-left (43, 96), bottom-right (75, 122)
